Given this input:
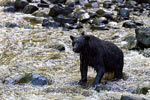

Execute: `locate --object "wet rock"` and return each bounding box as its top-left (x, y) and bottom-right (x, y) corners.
top-left (122, 21), bottom-right (136, 28)
top-left (23, 3), bottom-right (39, 14)
top-left (139, 48), bottom-right (150, 57)
top-left (88, 0), bottom-right (97, 2)
top-left (40, 0), bottom-right (50, 4)
top-left (30, 73), bottom-right (47, 86)
top-left (49, 0), bottom-right (67, 4)
top-left (48, 4), bottom-right (74, 17)
top-left (15, 0), bottom-right (29, 10)
top-left (94, 17), bottom-right (108, 25)
top-left (50, 44), bottom-right (65, 51)
top-left (79, 0), bottom-right (88, 6)
top-left (120, 95), bottom-right (147, 100)
top-left (102, 12), bottom-right (114, 21)
top-left (122, 35), bottom-right (137, 50)
top-left (95, 84), bottom-right (110, 92)
top-left (118, 8), bottom-right (130, 20)
top-left (90, 2), bottom-right (99, 8)
top-left (54, 15), bottom-right (77, 24)
top-left (5, 23), bottom-right (20, 28)
top-left (133, 0), bottom-right (150, 4)
top-left (96, 9), bottom-right (105, 17)
top-left (37, 3), bottom-right (49, 8)
top-left (4, 73), bottom-right (53, 86)
top-left (135, 27), bottom-right (150, 49)
top-left (42, 18), bottom-right (61, 28)
top-left (4, 6), bottom-right (17, 13)
top-left (79, 12), bottom-right (90, 22)
top-left (137, 82), bottom-right (150, 95)
top-left (103, 1), bottom-right (112, 8)
top-left (90, 24), bottom-right (109, 30)
top-left (114, 0), bottom-right (124, 3)
top-left (64, 22), bottom-right (83, 29)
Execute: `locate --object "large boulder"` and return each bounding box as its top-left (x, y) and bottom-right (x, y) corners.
top-left (135, 27), bottom-right (150, 49)
top-left (15, 0), bottom-right (29, 10)
top-left (48, 4), bottom-right (74, 17)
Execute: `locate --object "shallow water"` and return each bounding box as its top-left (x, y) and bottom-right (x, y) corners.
top-left (0, 1), bottom-right (150, 100)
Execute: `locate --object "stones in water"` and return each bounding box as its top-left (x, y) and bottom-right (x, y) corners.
top-left (3, 73), bottom-right (53, 86)
top-left (4, 7), bottom-right (17, 13)
top-left (5, 23), bottom-right (20, 28)
top-left (42, 18), bottom-right (61, 28)
top-left (120, 95), bottom-right (147, 100)
top-left (135, 27), bottom-right (150, 49)
top-left (122, 21), bottom-right (136, 28)
top-left (30, 73), bottom-right (47, 86)
top-left (23, 3), bottom-right (39, 14)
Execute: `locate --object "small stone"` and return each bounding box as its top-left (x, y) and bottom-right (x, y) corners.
top-left (103, 1), bottom-right (112, 8)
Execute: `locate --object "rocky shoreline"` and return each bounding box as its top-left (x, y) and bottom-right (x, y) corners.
top-left (0, 0), bottom-right (150, 100)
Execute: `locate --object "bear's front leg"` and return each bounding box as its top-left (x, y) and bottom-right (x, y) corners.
top-left (78, 63), bottom-right (88, 86)
top-left (92, 66), bottom-right (104, 88)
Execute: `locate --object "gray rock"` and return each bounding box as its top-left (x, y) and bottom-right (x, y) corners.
top-left (79, 12), bottom-right (90, 22)
top-left (48, 4), bottom-right (74, 17)
top-left (135, 27), bottom-right (150, 49)
top-left (4, 6), bottom-right (17, 13)
top-left (15, 0), bottom-right (29, 10)
top-left (122, 21), bottom-right (136, 28)
top-left (4, 73), bottom-right (53, 86)
top-left (42, 18), bottom-right (61, 28)
top-left (118, 8), bottom-right (130, 19)
top-left (54, 15), bottom-right (77, 24)
top-left (120, 95), bottom-right (146, 100)
top-left (79, 0), bottom-right (88, 6)
top-left (94, 17), bottom-right (108, 25)
top-left (5, 23), bottom-right (20, 28)
top-left (103, 1), bottom-right (112, 8)
top-left (23, 3), bottom-right (39, 14)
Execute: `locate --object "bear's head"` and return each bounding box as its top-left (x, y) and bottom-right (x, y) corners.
top-left (70, 33), bottom-right (90, 53)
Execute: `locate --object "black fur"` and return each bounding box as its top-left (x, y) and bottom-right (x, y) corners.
top-left (70, 34), bottom-right (124, 87)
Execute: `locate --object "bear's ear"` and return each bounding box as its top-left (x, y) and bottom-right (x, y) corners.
top-left (81, 31), bottom-right (85, 36)
top-left (84, 36), bottom-right (90, 41)
top-left (70, 35), bottom-right (75, 41)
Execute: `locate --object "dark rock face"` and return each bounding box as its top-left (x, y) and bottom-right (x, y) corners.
top-left (135, 27), bottom-right (150, 49)
top-left (48, 4), bottom-right (74, 17)
top-left (23, 3), bottom-right (39, 14)
top-left (120, 95), bottom-right (146, 100)
top-left (15, 0), bottom-right (29, 10)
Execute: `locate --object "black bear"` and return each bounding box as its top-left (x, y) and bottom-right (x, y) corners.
top-left (70, 33), bottom-right (124, 87)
